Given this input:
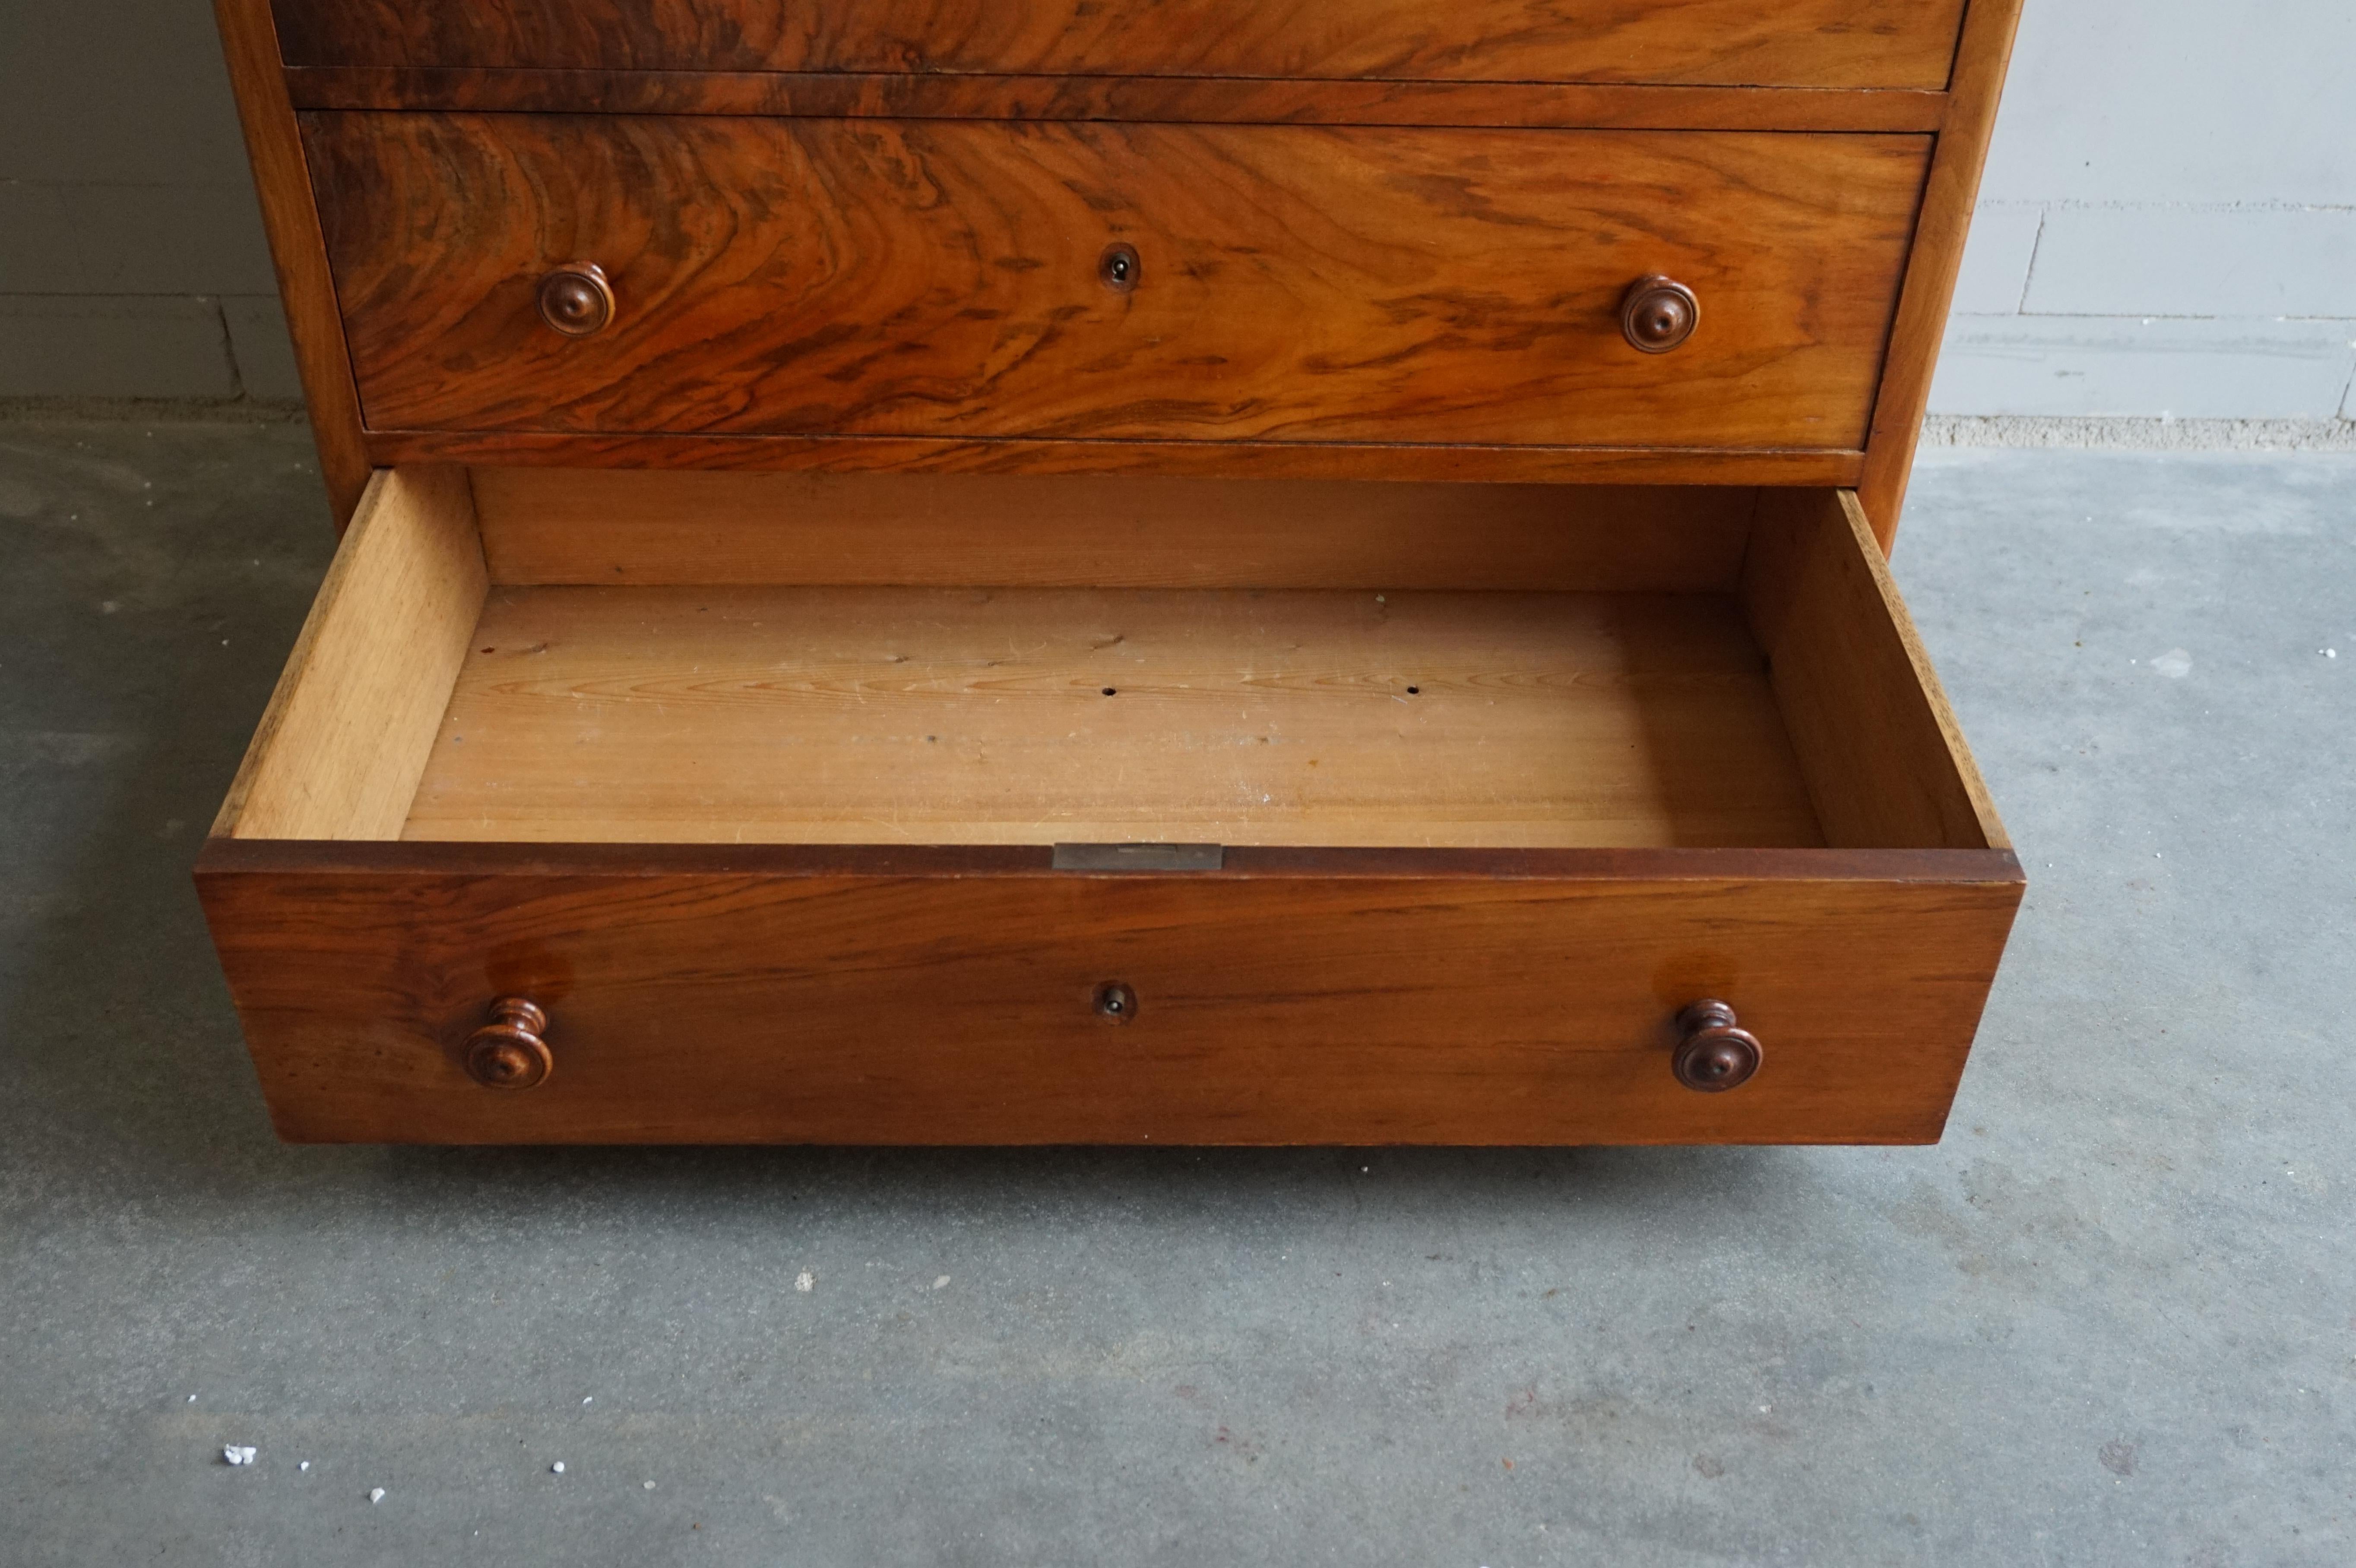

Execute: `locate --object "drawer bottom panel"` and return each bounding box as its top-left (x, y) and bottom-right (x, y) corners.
top-left (197, 847), bottom-right (2019, 1145)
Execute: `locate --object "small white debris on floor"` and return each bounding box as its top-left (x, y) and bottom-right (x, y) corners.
top-left (643, 1480), bottom-right (657, 1491)
top-left (2150, 648), bottom-right (2193, 678)
top-left (934, 1275), bottom-right (951, 1290)
top-left (551, 1462), bottom-right (566, 1474)
top-left (299, 1462), bottom-right (310, 1472)
top-left (582, 1396), bottom-right (593, 1406)
top-left (368, 1487), bottom-right (386, 1504)
top-left (222, 1446), bottom-right (257, 1467)
top-left (186, 1394), bottom-right (197, 1403)
top-left (795, 1270), bottom-right (815, 1293)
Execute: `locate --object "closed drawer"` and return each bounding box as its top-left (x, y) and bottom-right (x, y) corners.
top-left (197, 468), bottom-right (2020, 1144)
top-left (306, 114), bottom-right (1929, 452)
top-left (271, 0), bottom-right (1969, 90)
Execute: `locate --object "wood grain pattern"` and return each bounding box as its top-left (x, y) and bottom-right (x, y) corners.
top-left (1858, 0), bottom-right (2027, 545)
top-left (400, 585), bottom-right (1825, 849)
top-left (470, 469), bottom-right (1759, 591)
top-left (371, 430), bottom-right (1868, 487)
top-left (216, 466), bottom-right (485, 840)
top-left (305, 115), bottom-right (1930, 452)
top-left (269, 0), bottom-right (1969, 89)
top-left (212, 0), bottom-right (372, 524)
top-left (283, 67), bottom-right (1952, 133)
top-left (1741, 488), bottom-right (2005, 850)
top-left (196, 841), bottom-right (2021, 1144)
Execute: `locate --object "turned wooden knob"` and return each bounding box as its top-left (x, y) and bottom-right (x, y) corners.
top-left (1621, 275), bottom-right (1699, 354)
top-left (1672, 999), bottom-right (1760, 1093)
top-left (465, 997), bottom-right (553, 1090)
top-left (537, 263), bottom-right (614, 337)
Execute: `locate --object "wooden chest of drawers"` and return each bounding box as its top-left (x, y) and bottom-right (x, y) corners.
top-left (202, 0), bottom-right (2025, 1144)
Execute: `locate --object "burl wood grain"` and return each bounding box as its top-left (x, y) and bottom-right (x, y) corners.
top-left (304, 115), bottom-right (1930, 452)
top-left (285, 67), bottom-right (1954, 133)
top-left (269, 0), bottom-right (1968, 89)
top-left (399, 586), bottom-right (1826, 850)
top-left (197, 842), bottom-right (2022, 1144)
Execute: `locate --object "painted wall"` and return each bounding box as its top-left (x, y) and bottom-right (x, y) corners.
top-left (1931, 0), bottom-right (2356, 421)
top-left (2, 1), bottom-right (2351, 420)
top-left (0, 0), bottom-right (300, 399)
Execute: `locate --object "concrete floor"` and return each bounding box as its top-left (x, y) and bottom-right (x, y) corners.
top-left (2, 420), bottom-right (2350, 1566)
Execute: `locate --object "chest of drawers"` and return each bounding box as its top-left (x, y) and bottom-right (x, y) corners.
top-left (200, 0), bottom-right (2025, 1144)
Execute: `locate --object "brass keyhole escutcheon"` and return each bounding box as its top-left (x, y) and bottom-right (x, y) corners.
top-left (537, 263), bottom-right (616, 337)
top-left (465, 997), bottom-right (554, 1090)
top-left (1620, 275), bottom-right (1699, 354)
top-left (1099, 243), bottom-right (1140, 294)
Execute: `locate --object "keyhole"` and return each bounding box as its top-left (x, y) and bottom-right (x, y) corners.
top-left (1099, 243), bottom-right (1140, 294)
top-left (1094, 981), bottom-right (1138, 1022)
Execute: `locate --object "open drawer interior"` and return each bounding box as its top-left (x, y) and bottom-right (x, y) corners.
top-left (214, 468), bottom-right (2004, 856)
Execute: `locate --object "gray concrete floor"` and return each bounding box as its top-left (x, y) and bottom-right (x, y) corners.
top-left (2, 420), bottom-right (2351, 1566)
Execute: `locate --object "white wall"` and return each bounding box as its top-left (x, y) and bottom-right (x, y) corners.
top-left (1932, 0), bottom-right (2356, 422)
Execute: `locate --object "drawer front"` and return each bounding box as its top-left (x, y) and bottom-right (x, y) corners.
top-left (272, 0), bottom-right (1968, 89)
top-left (308, 114), bottom-right (1929, 451)
top-left (199, 850), bottom-right (2019, 1145)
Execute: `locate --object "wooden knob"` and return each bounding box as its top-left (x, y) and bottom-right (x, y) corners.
top-left (537, 263), bottom-right (614, 337)
top-left (1672, 999), bottom-right (1760, 1093)
top-left (1621, 275), bottom-right (1699, 354)
top-left (465, 997), bottom-right (553, 1090)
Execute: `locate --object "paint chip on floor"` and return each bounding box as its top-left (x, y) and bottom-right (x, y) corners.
top-left (795, 1270), bottom-right (815, 1293)
top-left (222, 1446), bottom-right (257, 1467)
top-left (368, 1487), bottom-right (385, 1503)
top-left (2150, 648), bottom-right (2192, 678)
top-left (934, 1275), bottom-right (951, 1290)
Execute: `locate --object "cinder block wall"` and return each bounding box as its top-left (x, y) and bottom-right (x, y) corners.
top-left (0, 0), bottom-right (302, 400)
top-left (1931, 0), bottom-right (2356, 422)
top-left (3, 0), bottom-right (2350, 421)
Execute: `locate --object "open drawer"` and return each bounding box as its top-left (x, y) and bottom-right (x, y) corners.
top-left (196, 468), bottom-right (2020, 1144)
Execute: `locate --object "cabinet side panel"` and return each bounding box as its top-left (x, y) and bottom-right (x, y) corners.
top-left (214, 0), bottom-right (373, 523)
top-left (197, 856), bottom-right (2020, 1145)
top-left (1857, 0), bottom-right (2027, 544)
top-left (216, 467), bottom-right (486, 840)
top-left (1742, 489), bottom-right (2005, 850)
